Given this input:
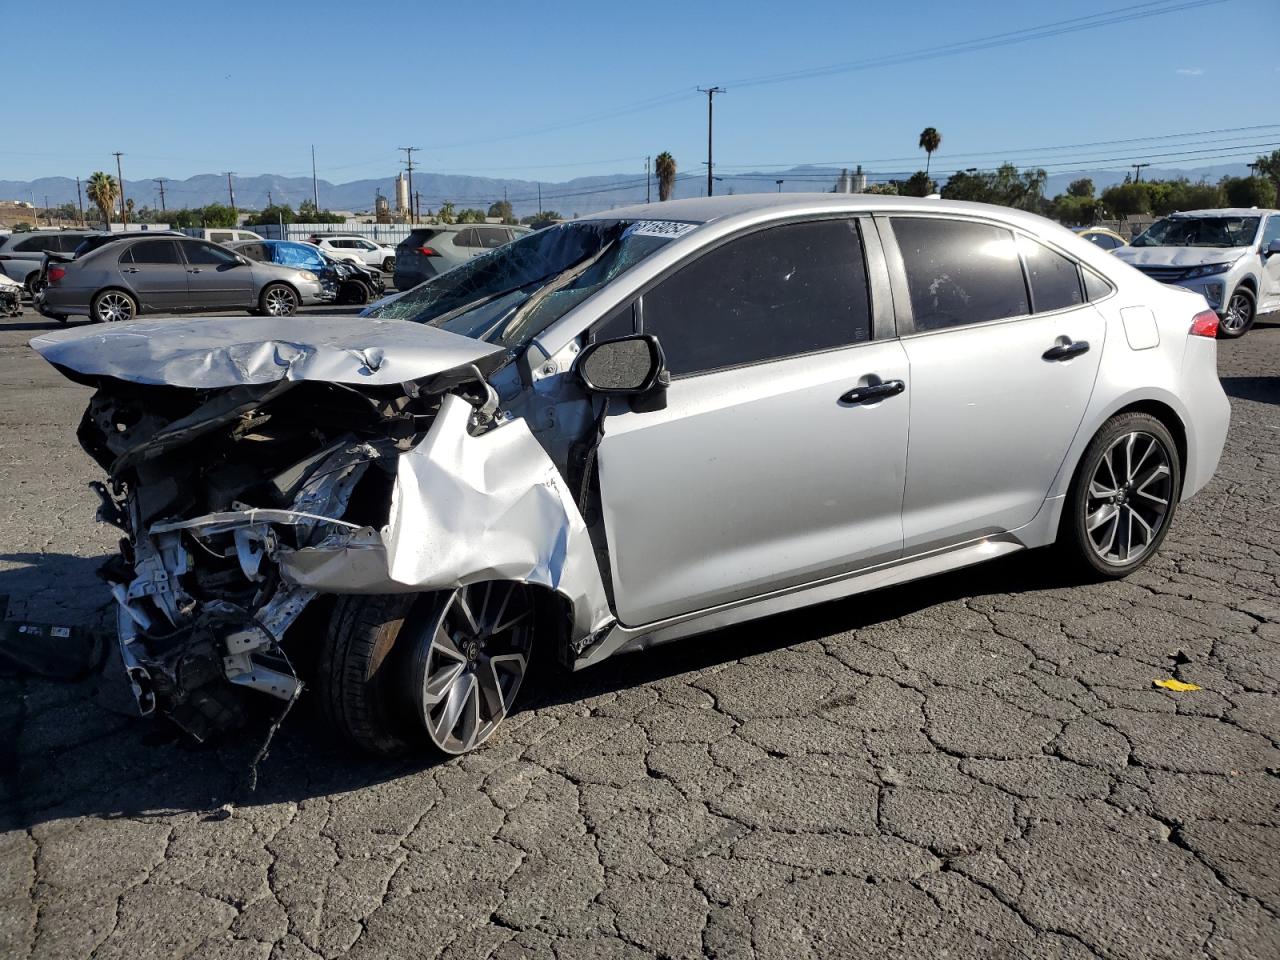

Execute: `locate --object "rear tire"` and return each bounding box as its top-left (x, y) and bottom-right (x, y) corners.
top-left (1061, 412), bottom-right (1181, 579)
top-left (1219, 286), bottom-right (1255, 339)
top-left (381, 257), bottom-right (395, 273)
top-left (91, 289), bottom-right (137, 324)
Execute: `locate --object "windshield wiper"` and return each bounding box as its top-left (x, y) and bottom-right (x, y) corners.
top-left (498, 239), bottom-right (620, 343)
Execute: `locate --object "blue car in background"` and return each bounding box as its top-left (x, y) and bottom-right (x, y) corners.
top-left (229, 240), bottom-right (385, 305)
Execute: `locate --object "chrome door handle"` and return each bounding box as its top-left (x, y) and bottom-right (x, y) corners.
top-left (1043, 339), bottom-right (1090, 361)
top-left (840, 379), bottom-right (905, 405)
top-left (124, 267), bottom-right (139, 273)
top-left (189, 268), bottom-right (202, 274)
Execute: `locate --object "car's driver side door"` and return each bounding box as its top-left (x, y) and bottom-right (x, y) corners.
top-left (592, 217), bottom-right (911, 627)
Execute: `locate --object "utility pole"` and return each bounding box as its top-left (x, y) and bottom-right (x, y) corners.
top-left (776, 179), bottom-right (784, 193)
top-left (537, 182), bottom-right (542, 215)
top-left (1131, 162), bottom-right (1149, 183)
top-left (43, 195), bottom-right (49, 226)
top-left (152, 177), bottom-right (168, 212)
top-left (311, 145), bottom-right (319, 208)
top-left (646, 156), bottom-right (652, 203)
top-left (224, 172), bottom-right (237, 219)
top-left (414, 191), bottom-right (422, 223)
top-left (113, 152), bottom-right (128, 227)
top-left (75, 176), bottom-right (85, 226)
top-left (697, 86), bottom-right (725, 197)
top-left (267, 190), bottom-right (273, 208)
top-left (399, 147), bottom-right (417, 224)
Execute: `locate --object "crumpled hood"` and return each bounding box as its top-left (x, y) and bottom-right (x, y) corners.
top-left (30, 315), bottom-right (507, 388)
top-left (1113, 246), bottom-right (1248, 268)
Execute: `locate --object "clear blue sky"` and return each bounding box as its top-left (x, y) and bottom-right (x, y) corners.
top-left (4, 0), bottom-right (1276, 185)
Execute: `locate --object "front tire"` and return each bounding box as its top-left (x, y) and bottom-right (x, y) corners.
top-left (1062, 413), bottom-right (1181, 578)
top-left (318, 582), bottom-right (537, 757)
top-left (1219, 286), bottom-right (1255, 339)
top-left (259, 282), bottom-right (299, 317)
top-left (91, 289), bottom-right (137, 323)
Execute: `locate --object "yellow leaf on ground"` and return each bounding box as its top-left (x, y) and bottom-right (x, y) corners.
top-left (1154, 678), bottom-right (1201, 692)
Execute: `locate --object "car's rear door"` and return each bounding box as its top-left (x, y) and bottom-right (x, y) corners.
top-left (180, 239), bottom-right (254, 308)
top-left (119, 239), bottom-right (188, 309)
top-left (1258, 214), bottom-right (1280, 312)
top-left (881, 215), bottom-right (1105, 552)
top-left (594, 216), bottom-right (910, 626)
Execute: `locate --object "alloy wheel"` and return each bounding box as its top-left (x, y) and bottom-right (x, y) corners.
top-left (1084, 431), bottom-right (1173, 566)
top-left (264, 286), bottom-right (298, 316)
top-left (410, 582), bottom-right (535, 754)
top-left (1222, 292), bottom-right (1252, 334)
top-left (96, 292), bottom-right (134, 323)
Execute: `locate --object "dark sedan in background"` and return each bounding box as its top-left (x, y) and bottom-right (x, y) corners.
top-left (38, 234), bottom-right (334, 323)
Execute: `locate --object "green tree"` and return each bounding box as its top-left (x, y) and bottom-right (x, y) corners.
top-left (436, 201), bottom-right (456, 224)
top-left (255, 203), bottom-right (296, 224)
top-left (1100, 182), bottom-right (1152, 219)
top-left (1051, 194), bottom-right (1102, 226)
top-left (488, 200), bottom-right (515, 224)
top-left (520, 211), bottom-right (563, 229)
top-left (12, 222), bottom-right (32, 232)
top-left (861, 182), bottom-right (900, 195)
top-left (655, 151), bottom-right (677, 201)
top-left (940, 169), bottom-right (991, 202)
top-left (900, 170), bottom-right (936, 197)
top-left (1254, 150), bottom-right (1280, 200)
top-left (199, 203), bottom-right (237, 228)
top-left (1067, 178), bottom-right (1095, 198)
top-left (456, 208), bottom-right (487, 223)
top-left (297, 199), bottom-right (345, 224)
top-left (86, 171), bottom-right (118, 227)
top-left (917, 127), bottom-right (942, 176)
top-left (1221, 176), bottom-right (1275, 208)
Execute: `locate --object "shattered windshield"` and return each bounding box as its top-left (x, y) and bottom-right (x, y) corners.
top-left (366, 219), bottom-right (693, 346)
top-left (1132, 216), bottom-right (1261, 248)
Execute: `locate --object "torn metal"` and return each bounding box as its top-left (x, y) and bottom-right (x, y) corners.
top-left (30, 317), bottom-right (614, 733)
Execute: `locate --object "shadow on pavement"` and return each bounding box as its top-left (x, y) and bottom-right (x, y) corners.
top-left (1221, 375), bottom-right (1279, 405)
top-left (3, 546), bottom-right (1086, 831)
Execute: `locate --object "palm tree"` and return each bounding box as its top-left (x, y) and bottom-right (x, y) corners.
top-left (918, 127), bottom-right (942, 176)
top-left (655, 152), bottom-right (677, 201)
top-left (86, 171), bottom-right (118, 228)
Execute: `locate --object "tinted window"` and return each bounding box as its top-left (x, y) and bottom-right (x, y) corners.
top-left (1083, 269), bottom-right (1112, 301)
top-left (209, 231), bottom-right (233, 243)
top-left (183, 240), bottom-right (239, 265)
top-left (892, 218), bottom-right (1029, 331)
top-left (129, 240), bottom-right (183, 264)
top-left (641, 219), bottom-right (872, 377)
top-left (453, 228), bottom-right (480, 248)
top-left (237, 242), bottom-right (269, 262)
top-left (1262, 216), bottom-right (1280, 249)
top-left (14, 234), bottom-right (56, 253)
top-left (1019, 237), bottom-right (1083, 313)
top-left (475, 227), bottom-right (510, 248)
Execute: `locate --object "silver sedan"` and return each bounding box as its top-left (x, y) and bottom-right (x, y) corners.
top-left (38, 234), bottom-right (334, 323)
top-left (32, 194), bottom-right (1230, 756)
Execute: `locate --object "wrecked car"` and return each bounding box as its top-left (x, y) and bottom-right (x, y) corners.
top-left (32, 194), bottom-right (1230, 757)
top-left (0, 272), bottom-right (21, 317)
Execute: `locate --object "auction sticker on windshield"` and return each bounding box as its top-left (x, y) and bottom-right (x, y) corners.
top-left (625, 220), bottom-right (698, 239)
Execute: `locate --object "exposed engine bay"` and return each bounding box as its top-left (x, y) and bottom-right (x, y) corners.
top-left (34, 316), bottom-right (614, 742)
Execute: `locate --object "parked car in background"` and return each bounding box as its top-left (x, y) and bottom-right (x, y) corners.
top-left (181, 227), bottom-right (264, 245)
top-left (393, 223), bottom-right (530, 290)
top-left (38, 234), bottom-right (333, 322)
top-left (31, 194), bottom-right (1229, 756)
top-left (1074, 226), bottom-right (1128, 251)
top-left (229, 239), bottom-right (384, 305)
top-left (1112, 208), bottom-right (1280, 338)
top-left (0, 230), bottom-right (105, 292)
top-left (309, 235), bottom-right (396, 272)
top-left (0, 273), bottom-right (21, 317)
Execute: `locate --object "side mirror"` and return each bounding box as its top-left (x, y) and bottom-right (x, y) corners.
top-left (1266, 239), bottom-right (1280, 257)
top-left (576, 334), bottom-right (668, 396)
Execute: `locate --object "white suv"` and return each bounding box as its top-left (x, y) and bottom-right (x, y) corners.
top-left (310, 235), bottom-right (396, 272)
top-left (1114, 208), bottom-right (1280, 338)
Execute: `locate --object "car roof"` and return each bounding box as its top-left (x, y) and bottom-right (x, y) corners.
top-left (1163, 208), bottom-right (1279, 218)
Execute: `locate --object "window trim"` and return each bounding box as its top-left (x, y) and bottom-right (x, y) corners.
top-left (878, 213), bottom-right (1100, 338)
top-left (584, 213), bottom-right (893, 381)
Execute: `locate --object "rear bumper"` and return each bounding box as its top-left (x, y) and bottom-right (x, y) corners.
top-left (1179, 336), bottom-right (1231, 499)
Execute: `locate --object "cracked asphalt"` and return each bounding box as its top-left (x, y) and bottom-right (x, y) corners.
top-left (2, 309), bottom-right (1278, 959)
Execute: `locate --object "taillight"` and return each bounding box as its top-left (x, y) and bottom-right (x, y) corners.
top-left (419, 246), bottom-right (439, 257)
top-left (1190, 309), bottom-right (1219, 338)
top-left (48, 266), bottom-right (66, 284)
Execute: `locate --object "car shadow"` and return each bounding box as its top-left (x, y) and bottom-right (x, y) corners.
top-left (1221, 376), bottom-right (1280, 405)
top-left (2, 548), bottom-right (1079, 832)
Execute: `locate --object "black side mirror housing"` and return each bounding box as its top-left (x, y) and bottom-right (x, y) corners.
top-left (1266, 239), bottom-right (1280, 257)
top-left (576, 334), bottom-right (669, 396)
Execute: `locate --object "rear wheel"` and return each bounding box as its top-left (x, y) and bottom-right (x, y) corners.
top-left (1062, 413), bottom-right (1181, 578)
top-left (1219, 286), bottom-right (1255, 338)
top-left (91, 289), bottom-right (137, 323)
top-left (381, 257), bottom-right (395, 273)
top-left (318, 582), bottom-right (537, 756)
top-left (259, 282), bottom-right (299, 317)
top-left (24, 272), bottom-right (42, 295)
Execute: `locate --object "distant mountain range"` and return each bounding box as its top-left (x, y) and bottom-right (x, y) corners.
top-left (0, 162), bottom-right (1253, 219)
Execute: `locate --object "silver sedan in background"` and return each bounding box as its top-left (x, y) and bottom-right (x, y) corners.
top-left (38, 234), bottom-right (334, 323)
top-left (32, 194), bottom-right (1229, 756)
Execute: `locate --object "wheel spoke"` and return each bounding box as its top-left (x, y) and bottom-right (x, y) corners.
top-left (1129, 506), bottom-right (1156, 544)
top-left (1127, 436), bottom-right (1155, 482)
top-left (432, 672), bottom-right (476, 742)
top-left (1089, 479), bottom-right (1118, 500)
top-left (477, 652), bottom-right (524, 719)
top-left (453, 589), bottom-right (482, 636)
top-left (422, 658), bottom-right (464, 707)
top-left (1087, 502), bottom-right (1118, 533)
